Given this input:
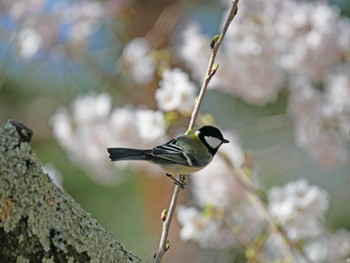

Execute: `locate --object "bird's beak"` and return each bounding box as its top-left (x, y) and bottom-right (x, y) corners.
top-left (223, 138), bottom-right (229, 143)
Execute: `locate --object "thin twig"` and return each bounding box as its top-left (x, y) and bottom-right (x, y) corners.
top-left (153, 175), bottom-right (184, 262)
top-left (153, 1), bottom-right (239, 263)
top-left (188, 0), bottom-right (238, 131)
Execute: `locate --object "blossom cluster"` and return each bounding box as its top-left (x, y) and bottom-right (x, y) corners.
top-left (288, 67), bottom-right (350, 167)
top-left (265, 179), bottom-right (349, 262)
top-left (0, 0), bottom-right (111, 59)
top-left (178, 170), bottom-right (350, 262)
top-left (119, 38), bottom-right (198, 114)
top-left (51, 92), bottom-right (168, 183)
top-left (119, 38), bottom-right (157, 85)
top-left (179, 0), bottom-right (350, 167)
top-left (268, 179), bottom-right (329, 241)
top-left (156, 68), bottom-right (196, 115)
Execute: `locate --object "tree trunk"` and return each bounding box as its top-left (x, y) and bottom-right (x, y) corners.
top-left (0, 120), bottom-right (144, 263)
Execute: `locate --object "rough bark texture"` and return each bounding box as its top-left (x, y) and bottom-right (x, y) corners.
top-left (0, 120), bottom-right (144, 263)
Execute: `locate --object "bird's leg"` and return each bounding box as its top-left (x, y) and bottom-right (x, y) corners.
top-left (166, 173), bottom-right (186, 189)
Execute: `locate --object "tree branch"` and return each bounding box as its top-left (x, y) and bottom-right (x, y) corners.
top-left (0, 120), bottom-right (144, 263)
top-left (153, 1), bottom-right (239, 262)
top-left (220, 153), bottom-right (297, 263)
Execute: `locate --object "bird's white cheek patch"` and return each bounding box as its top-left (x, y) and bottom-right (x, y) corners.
top-left (204, 136), bottom-right (222, 149)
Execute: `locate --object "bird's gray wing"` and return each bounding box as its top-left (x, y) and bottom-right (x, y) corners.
top-left (151, 139), bottom-right (201, 167)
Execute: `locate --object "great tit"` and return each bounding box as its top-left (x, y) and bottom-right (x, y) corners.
top-left (107, 125), bottom-right (229, 184)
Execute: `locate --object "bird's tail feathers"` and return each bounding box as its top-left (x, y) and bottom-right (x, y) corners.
top-left (107, 148), bottom-right (151, 161)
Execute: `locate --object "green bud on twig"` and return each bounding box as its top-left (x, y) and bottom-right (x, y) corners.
top-left (209, 63), bottom-right (219, 77)
top-left (210, 34), bottom-right (220, 49)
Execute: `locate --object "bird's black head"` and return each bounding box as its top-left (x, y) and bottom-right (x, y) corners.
top-left (196, 125), bottom-right (229, 155)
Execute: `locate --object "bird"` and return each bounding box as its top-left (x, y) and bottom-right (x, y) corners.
top-left (107, 125), bottom-right (229, 187)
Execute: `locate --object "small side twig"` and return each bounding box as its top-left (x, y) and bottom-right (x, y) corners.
top-left (153, 1), bottom-right (239, 263)
top-left (220, 153), bottom-right (297, 263)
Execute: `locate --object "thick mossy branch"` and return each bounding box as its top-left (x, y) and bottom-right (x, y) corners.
top-left (0, 120), bottom-right (143, 263)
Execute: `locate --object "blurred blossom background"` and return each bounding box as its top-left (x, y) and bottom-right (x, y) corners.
top-left (1, 0), bottom-right (350, 262)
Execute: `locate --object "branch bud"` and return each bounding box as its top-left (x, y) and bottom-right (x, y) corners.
top-left (210, 34), bottom-right (220, 49)
top-left (165, 240), bottom-right (170, 251)
top-left (161, 209), bottom-right (168, 222)
top-left (210, 63), bottom-right (219, 77)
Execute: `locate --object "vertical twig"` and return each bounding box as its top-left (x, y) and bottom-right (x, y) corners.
top-left (188, 0), bottom-right (238, 132)
top-left (153, 1), bottom-right (239, 263)
top-left (153, 176), bottom-right (183, 262)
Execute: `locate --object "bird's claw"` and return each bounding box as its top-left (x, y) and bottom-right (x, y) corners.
top-left (166, 173), bottom-right (186, 189)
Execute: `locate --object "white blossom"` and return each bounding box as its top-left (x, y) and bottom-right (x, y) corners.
top-left (155, 68), bottom-right (197, 115)
top-left (289, 73), bottom-right (350, 167)
top-left (303, 236), bottom-right (330, 263)
top-left (177, 206), bottom-right (205, 243)
top-left (268, 179), bottom-right (329, 241)
top-left (327, 229), bottom-right (350, 263)
top-left (216, 0), bottom-right (285, 105)
top-left (263, 234), bottom-right (293, 262)
top-left (177, 202), bottom-right (263, 250)
top-left (299, 230), bottom-right (350, 263)
top-left (120, 38), bottom-right (156, 84)
top-left (51, 93), bottom-right (167, 183)
top-left (109, 106), bottom-right (166, 149)
top-left (177, 22), bottom-right (210, 82)
top-left (265, 230), bottom-right (350, 263)
top-left (108, 106), bottom-right (142, 148)
top-left (276, 1), bottom-right (344, 80)
top-left (51, 108), bottom-right (76, 152)
top-left (18, 28), bottom-right (42, 59)
top-left (63, 1), bottom-right (106, 45)
top-left (326, 64), bottom-right (350, 112)
top-left (136, 109), bottom-right (166, 143)
top-left (177, 206), bottom-right (239, 249)
top-left (72, 92), bottom-right (112, 122)
top-left (51, 93), bottom-right (115, 183)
